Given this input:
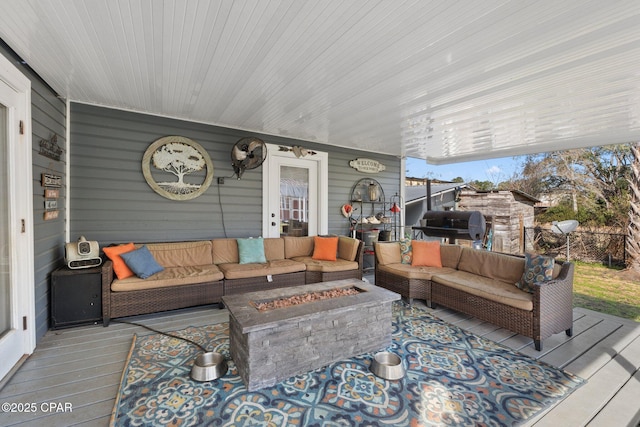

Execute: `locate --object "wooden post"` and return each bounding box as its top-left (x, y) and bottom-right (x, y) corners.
top-left (519, 213), bottom-right (524, 253)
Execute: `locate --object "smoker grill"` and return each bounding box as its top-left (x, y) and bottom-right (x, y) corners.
top-left (415, 210), bottom-right (486, 243)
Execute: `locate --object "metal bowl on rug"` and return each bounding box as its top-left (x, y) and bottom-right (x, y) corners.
top-left (190, 352), bottom-right (228, 382)
top-left (370, 351), bottom-right (405, 380)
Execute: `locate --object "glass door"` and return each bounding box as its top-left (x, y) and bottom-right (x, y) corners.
top-left (263, 144), bottom-right (328, 238)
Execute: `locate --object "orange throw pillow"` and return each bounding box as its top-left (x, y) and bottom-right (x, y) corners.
top-left (411, 240), bottom-right (443, 267)
top-left (312, 236), bottom-right (339, 261)
top-left (103, 243), bottom-right (137, 279)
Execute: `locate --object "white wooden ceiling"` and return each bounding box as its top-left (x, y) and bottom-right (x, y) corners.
top-left (1, 0), bottom-right (639, 164)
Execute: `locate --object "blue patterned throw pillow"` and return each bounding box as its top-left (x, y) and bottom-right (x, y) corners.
top-left (399, 239), bottom-right (412, 264)
top-left (515, 253), bottom-right (554, 293)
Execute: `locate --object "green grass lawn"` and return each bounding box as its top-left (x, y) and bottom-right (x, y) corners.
top-left (572, 261), bottom-right (640, 322)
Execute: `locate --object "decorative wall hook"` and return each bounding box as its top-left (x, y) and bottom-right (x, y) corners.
top-left (278, 145), bottom-right (317, 158)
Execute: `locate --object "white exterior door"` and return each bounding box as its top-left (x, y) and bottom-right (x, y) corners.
top-left (263, 144), bottom-right (328, 237)
top-left (0, 54), bottom-right (35, 382)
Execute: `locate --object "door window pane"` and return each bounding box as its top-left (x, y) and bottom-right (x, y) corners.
top-left (280, 166), bottom-right (309, 236)
top-left (0, 104), bottom-right (10, 335)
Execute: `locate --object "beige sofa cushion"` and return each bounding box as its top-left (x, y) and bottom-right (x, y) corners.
top-left (291, 256), bottom-right (358, 272)
top-left (144, 241), bottom-right (213, 267)
top-left (378, 263), bottom-right (458, 280)
top-left (111, 265), bottom-right (223, 291)
top-left (337, 236), bottom-right (360, 261)
top-left (432, 270), bottom-right (533, 311)
top-left (440, 244), bottom-right (463, 269)
top-left (457, 247), bottom-right (525, 284)
top-left (212, 238), bottom-right (286, 264)
top-left (284, 236), bottom-right (314, 258)
top-left (264, 238), bottom-right (285, 261)
top-left (218, 259), bottom-right (306, 280)
top-left (212, 238), bottom-right (239, 264)
top-left (374, 242), bottom-right (401, 265)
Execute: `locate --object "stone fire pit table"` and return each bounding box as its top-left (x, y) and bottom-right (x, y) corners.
top-left (222, 279), bottom-right (400, 391)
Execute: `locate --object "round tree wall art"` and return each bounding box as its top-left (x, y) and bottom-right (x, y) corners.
top-left (142, 136), bottom-right (214, 201)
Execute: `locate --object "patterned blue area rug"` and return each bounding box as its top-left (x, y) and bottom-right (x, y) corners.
top-left (110, 303), bottom-right (584, 426)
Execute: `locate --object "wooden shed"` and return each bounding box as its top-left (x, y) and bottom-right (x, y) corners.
top-left (457, 190), bottom-right (539, 254)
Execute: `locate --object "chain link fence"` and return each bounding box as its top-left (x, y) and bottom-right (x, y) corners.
top-left (524, 227), bottom-right (627, 267)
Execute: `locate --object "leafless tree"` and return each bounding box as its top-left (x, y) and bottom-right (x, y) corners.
top-left (510, 146), bottom-right (632, 228)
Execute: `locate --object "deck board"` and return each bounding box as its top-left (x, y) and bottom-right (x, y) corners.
top-left (531, 333), bottom-right (640, 427)
top-left (565, 323), bottom-right (640, 379)
top-left (587, 366), bottom-right (640, 427)
top-left (1, 291), bottom-right (638, 427)
top-left (538, 319), bottom-right (622, 368)
top-left (3, 363), bottom-right (124, 399)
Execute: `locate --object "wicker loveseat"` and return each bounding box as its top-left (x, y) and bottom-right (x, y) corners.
top-left (374, 241), bottom-right (574, 351)
top-left (102, 236), bottom-right (363, 326)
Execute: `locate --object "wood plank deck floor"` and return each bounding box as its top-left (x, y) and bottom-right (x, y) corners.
top-left (1, 285), bottom-right (639, 427)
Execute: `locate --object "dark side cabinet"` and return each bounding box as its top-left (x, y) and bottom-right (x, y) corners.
top-left (51, 265), bottom-right (104, 329)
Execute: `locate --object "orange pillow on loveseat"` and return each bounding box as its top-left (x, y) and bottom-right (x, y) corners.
top-left (103, 242), bottom-right (137, 279)
top-left (411, 240), bottom-right (443, 268)
top-left (312, 236), bottom-right (339, 261)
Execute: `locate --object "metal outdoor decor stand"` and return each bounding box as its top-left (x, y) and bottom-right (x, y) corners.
top-left (389, 193), bottom-right (402, 241)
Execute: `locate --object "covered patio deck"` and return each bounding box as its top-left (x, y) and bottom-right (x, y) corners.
top-left (1, 278), bottom-right (639, 427)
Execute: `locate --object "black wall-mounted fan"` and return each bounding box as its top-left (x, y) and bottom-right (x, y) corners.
top-left (231, 137), bottom-right (267, 179)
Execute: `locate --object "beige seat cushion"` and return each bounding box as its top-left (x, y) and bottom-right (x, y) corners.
top-left (337, 237), bottom-right (360, 261)
top-left (291, 256), bottom-right (359, 272)
top-left (145, 241), bottom-right (213, 267)
top-left (457, 247), bottom-right (525, 284)
top-left (374, 242), bottom-right (401, 265)
top-left (432, 270), bottom-right (533, 311)
top-left (218, 259), bottom-right (306, 280)
top-left (440, 244), bottom-right (463, 269)
top-left (263, 238), bottom-right (285, 260)
top-left (552, 263), bottom-right (562, 278)
top-left (212, 238), bottom-right (240, 264)
top-left (111, 265), bottom-right (223, 291)
top-left (284, 236), bottom-right (314, 258)
top-left (378, 263), bottom-right (458, 280)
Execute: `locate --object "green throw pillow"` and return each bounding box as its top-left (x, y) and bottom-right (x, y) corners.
top-left (237, 237), bottom-right (267, 264)
top-left (515, 253), bottom-right (554, 293)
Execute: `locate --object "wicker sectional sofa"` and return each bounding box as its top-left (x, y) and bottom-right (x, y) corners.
top-left (102, 236), bottom-right (363, 326)
top-left (374, 241), bottom-right (574, 351)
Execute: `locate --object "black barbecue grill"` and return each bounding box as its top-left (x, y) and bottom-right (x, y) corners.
top-left (414, 210), bottom-right (486, 243)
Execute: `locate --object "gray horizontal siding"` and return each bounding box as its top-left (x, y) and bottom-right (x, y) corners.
top-left (70, 103), bottom-right (400, 244)
top-left (31, 80), bottom-right (67, 342)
